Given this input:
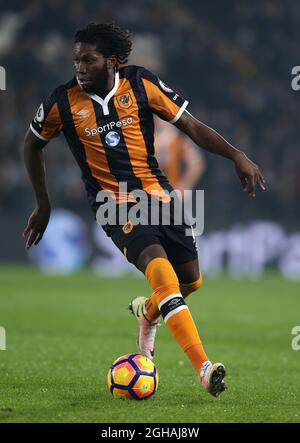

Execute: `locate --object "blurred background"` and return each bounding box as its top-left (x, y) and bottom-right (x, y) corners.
top-left (0, 0), bottom-right (299, 278)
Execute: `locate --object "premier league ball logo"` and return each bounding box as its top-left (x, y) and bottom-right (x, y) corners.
top-left (105, 131), bottom-right (120, 147)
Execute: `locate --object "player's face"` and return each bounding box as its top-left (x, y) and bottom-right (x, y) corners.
top-left (73, 42), bottom-right (114, 93)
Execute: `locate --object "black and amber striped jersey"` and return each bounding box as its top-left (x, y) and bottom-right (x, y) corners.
top-left (30, 65), bottom-right (189, 214)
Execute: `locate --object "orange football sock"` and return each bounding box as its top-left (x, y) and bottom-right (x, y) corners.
top-left (144, 274), bottom-right (203, 320)
top-left (144, 258), bottom-right (208, 373)
top-left (185, 344), bottom-right (209, 373)
top-left (180, 274), bottom-right (203, 297)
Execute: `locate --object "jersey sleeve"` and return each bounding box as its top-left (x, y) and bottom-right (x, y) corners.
top-left (30, 90), bottom-right (62, 141)
top-left (139, 68), bottom-right (189, 123)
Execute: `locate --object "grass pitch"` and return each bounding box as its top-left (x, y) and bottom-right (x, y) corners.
top-left (0, 266), bottom-right (299, 423)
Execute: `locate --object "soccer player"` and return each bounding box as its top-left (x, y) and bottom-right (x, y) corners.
top-left (23, 23), bottom-right (265, 397)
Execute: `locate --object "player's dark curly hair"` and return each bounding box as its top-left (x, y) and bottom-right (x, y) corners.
top-left (75, 23), bottom-right (132, 65)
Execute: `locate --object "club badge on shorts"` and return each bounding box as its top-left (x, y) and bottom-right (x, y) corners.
top-left (122, 220), bottom-right (134, 234)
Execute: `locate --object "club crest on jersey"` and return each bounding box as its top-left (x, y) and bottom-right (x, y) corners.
top-left (105, 131), bottom-right (120, 147)
top-left (116, 92), bottom-right (133, 109)
top-left (122, 220), bottom-right (134, 234)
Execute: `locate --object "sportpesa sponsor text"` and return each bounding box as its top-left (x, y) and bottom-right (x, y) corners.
top-left (84, 117), bottom-right (133, 137)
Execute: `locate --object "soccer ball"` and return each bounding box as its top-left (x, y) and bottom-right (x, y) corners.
top-left (107, 353), bottom-right (159, 400)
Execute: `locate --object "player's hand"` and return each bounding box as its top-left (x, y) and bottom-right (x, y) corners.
top-left (233, 152), bottom-right (265, 197)
top-left (22, 204), bottom-right (51, 250)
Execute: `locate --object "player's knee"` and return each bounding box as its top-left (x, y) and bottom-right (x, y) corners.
top-left (180, 273), bottom-right (203, 297)
top-left (137, 244), bottom-right (168, 274)
top-left (145, 257), bottom-right (180, 302)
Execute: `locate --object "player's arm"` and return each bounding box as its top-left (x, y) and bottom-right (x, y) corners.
top-left (139, 68), bottom-right (264, 197)
top-left (174, 110), bottom-right (265, 197)
top-left (23, 129), bottom-right (51, 249)
top-left (23, 93), bottom-right (62, 249)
